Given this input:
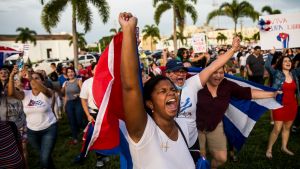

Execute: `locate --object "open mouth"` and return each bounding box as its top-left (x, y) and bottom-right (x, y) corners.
top-left (177, 78), bottom-right (184, 83)
top-left (166, 98), bottom-right (177, 111)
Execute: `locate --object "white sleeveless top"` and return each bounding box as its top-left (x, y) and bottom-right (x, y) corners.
top-left (121, 115), bottom-right (195, 169)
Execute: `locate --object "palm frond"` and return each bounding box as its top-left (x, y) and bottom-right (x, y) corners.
top-left (261, 5), bottom-right (272, 14)
top-left (154, 2), bottom-right (171, 24)
top-left (41, 0), bottom-right (68, 33)
top-left (76, 0), bottom-right (92, 32)
top-left (90, 0), bottom-right (110, 23)
top-left (185, 3), bottom-right (198, 24)
top-left (207, 9), bottom-right (222, 24)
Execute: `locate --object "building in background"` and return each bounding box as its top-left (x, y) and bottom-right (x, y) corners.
top-left (0, 33), bottom-right (73, 62)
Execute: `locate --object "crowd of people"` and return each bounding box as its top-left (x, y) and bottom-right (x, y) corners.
top-left (1, 12), bottom-right (300, 169)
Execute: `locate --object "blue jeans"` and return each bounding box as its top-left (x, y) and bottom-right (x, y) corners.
top-left (27, 123), bottom-right (58, 169)
top-left (66, 98), bottom-right (84, 140)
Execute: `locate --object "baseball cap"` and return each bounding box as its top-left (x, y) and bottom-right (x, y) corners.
top-left (166, 59), bottom-right (187, 71)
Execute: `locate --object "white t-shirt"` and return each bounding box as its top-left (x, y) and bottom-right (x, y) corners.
top-left (240, 55), bottom-right (247, 66)
top-left (121, 115), bottom-right (195, 169)
top-left (22, 90), bottom-right (57, 131)
top-left (80, 77), bottom-right (98, 114)
top-left (177, 74), bottom-right (203, 146)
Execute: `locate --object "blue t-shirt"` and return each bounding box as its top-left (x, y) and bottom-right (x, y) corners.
top-left (58, 75), bottom-right (67, 87)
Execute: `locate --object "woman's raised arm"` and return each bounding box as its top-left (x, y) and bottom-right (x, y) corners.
top-left (199, 37), bottom-right (240, 86)
top-left (119, 13), bottom-right (147, 142)
top-left (7, 65), bottom-right (24, 100)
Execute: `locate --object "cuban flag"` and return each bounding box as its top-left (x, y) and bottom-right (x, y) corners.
top-left (188, 67), bottom-right (282, 151)
top-left (77, 32), bottom-right (133, 169)
top-left (0, 46), bottom-right (22, 68)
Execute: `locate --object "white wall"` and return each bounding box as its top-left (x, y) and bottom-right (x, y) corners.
top-left (0, 40), bottom-right (74, 62)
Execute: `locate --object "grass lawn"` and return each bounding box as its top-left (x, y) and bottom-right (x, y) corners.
top-left (28, 112), bottom-right (300, 169)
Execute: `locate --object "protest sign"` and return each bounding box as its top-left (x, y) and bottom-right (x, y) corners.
top-left (259, 12), bottom-right (300, 50)
top-left (192, 33), bottom-right (207, 53)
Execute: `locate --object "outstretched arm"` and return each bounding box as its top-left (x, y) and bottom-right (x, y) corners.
top-left (7, 65), bottom-right (24, 100)
top-left (199, 37), bottom-right (240, 86)
top-left (120, 13), bottom-right (147, 142)
top-left (251, 89), bottom-right (279, 99)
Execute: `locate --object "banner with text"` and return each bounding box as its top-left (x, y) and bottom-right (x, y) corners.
top-left (192, 33), bottom-right (207, 53)
top-left (259, 12), bottom-right (300, 50)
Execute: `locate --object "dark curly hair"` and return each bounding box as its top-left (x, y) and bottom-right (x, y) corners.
top-left (143, 75), bottom-right (175, 116)
top-left (274, 55), bottom-right (293, 71)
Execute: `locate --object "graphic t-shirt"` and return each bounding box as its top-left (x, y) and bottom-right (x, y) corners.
top-left (177, 74), bottom-right (203, 146)
top-left (22, 90), bottom-right (56, 131)
top-left (0, 92), bottom-right (26, 129)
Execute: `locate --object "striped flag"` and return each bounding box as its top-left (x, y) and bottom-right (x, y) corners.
top-left (0, 46), bottom-right (22, 68)
top-left (79, 32), bottom-right (133, 168)
top-left (188, 67), bottom-right (282, 151)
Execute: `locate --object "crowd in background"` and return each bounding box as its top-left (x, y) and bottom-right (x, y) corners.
top-left (1, 32), bottom-right (300, 169)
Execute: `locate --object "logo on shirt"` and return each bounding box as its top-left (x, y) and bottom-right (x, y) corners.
top-left (179, 97), bottom-right (192, 117)
top-left (27, 99), bottom-right (44, 106)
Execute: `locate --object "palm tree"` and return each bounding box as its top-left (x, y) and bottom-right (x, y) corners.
top-left (236, 32), bottom-right (243, 41)
top-left (169, 31), bottom-right (187, 47)
top-left (251, 32), bottom-right (260, 42)
top-left (261, 5), bottom-right (281, 15)
top-left (99, 35), bottom-right (113, 51)
top-left (216, 32), bottom-right (227, 44)
top-left (15, 27), bottom-right (37, 46)
top-left (142, 24), bottom-right (161, 51)
top-left (41, 0), bottom-right (110, 67)
top-left (207, 0), bottom-right (259, 33)
top-left (69, 32), bottom-right (87, 51)
top-left (243, 37), bottom-right (251, 43)
top-left (153, 0), bottom-right (198, 52)
top-left (109, 27), bottom-right (122, 35)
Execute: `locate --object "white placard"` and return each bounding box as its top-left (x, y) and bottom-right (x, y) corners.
top-left (259, 12), bottom-right (300, 50)
top-left (192, 33), bottom-right (207, 53)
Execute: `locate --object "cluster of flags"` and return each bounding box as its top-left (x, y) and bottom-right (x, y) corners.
top-left (81, 33), bottom-right (281, 168)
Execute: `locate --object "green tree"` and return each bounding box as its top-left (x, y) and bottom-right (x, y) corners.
top-left (251, 32), bottom-right (260, 42)
top-left (99, 35), bottom-right (113, 51)
top-left (109, 27), bottom-right (122, 35)
top-left (243, 37), bottom-right (251, 43)
top-left (261, 5), bottom-right (281, 15)
top-left (142, 24), bottom-right (160, 51)
top-left (41, 0), bottom-right (110, 67)
top-left (153, 0), bottom-right (198, 52)
top-left (69, 32), bottom-right (87, 51)
top-left (169, 31), bottom-right (187, 47)
top-left (15, 27), bottom-right (37, 46)
top-left (207, 0), bottom-right (259, 33)
top-left (216, 32), bottom-right (227, 44)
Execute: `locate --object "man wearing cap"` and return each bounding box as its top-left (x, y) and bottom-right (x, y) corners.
top-left (164, 37), bottom-right (241, 161)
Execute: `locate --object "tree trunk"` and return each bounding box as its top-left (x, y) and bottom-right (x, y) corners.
top-left (150, 37), bottom-right (153, 51)
top-left (173, 6), bottom-right (178, 54)
top-left (234, 19), bottom-right (237, 35)
top-left (72, 2), bottom-right (79, 68)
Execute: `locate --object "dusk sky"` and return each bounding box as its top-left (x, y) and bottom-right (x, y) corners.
top-left (0, 0), bottom-right (299, 43)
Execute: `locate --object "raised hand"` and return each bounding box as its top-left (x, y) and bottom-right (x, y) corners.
top-left (231, 36), bottom-right (241, 52)
top-left (9, 65), bottom-right (18, 77)
top-left (118, 12), bottom-right (137, 30)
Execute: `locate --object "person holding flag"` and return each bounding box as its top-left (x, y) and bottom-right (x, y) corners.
top-left (161, 35), bottom-right (241, 162)
top-left (196, 59), bottom-right (280, 169)
top-left (118, 11), bottom-right (245, 168)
